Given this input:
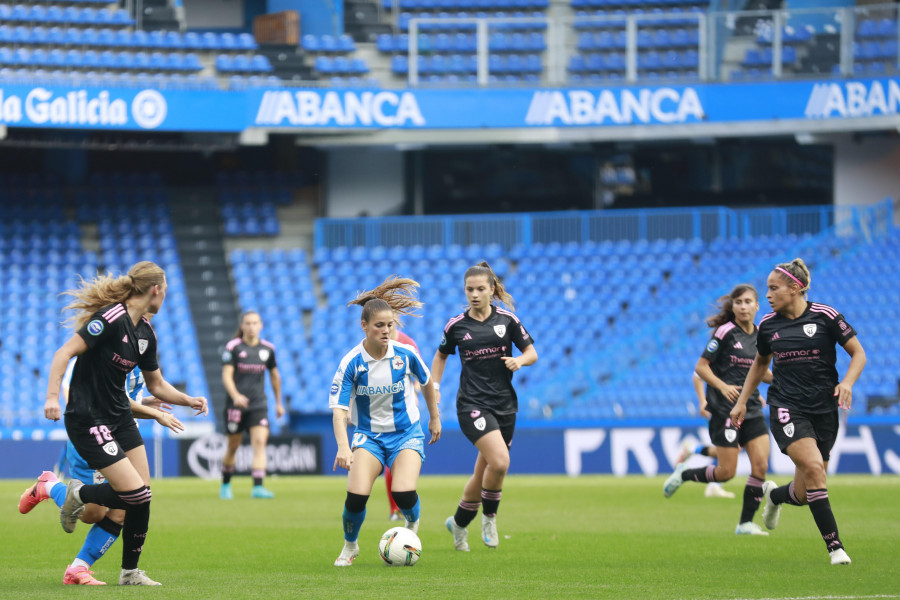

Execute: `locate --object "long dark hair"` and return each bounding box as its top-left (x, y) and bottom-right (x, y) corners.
top-left (348, 276), bottom-right (422, 322)
top-left (464, 261), bottom-right (515, 310)
top-left (233, 310), bottom-right (261, 340)
top-left (706, 284), bottom-right (758, 328)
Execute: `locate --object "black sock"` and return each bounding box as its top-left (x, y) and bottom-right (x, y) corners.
top-left (771, 482), bottom-right (805, 506)
top-left (252, 469), bottom-right (264, 487)
top-left (481, 489), bottom-right (502, 517)
top-left (391, 490), bottom-right (418, 510)
top-left (454, 499), bottom-right (481, 527)
top-left (699, 446), bottom-right (712, 457)
top-left (222, 465), bottom-right (234, 485)
top-left (808, 488), bottom-right (843, 552)
top-left (78, 483), bottom-right (129, 509)
top-left (681, 465), bottom-right (716, 484)
top-left (740, 476), bottom-right (764, 523)
top-left (121, 489), bottom-right (152, 571)
top-left (97, 516), bottom-right (124, 537)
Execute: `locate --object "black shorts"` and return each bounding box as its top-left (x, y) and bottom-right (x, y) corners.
top-left (458, 408), bottom-right (515, 447)
top-left (710, 412), bottom-right (768, 448)
top-left (770, 406), bottom-right (839, 461)
top-left (65, 416), bottom-right (144, 471)
top-left (223, 406), bottom-right (269, 435)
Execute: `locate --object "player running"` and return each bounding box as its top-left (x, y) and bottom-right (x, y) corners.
top-left (20, 360), bottom-right (179, 585)
top-left (730, 258), bottom-right (865, 565)
top-left (329, 277), bottom-right (441, 567)
top-left (664, 284), bottom-right (774, 536)
top-left (433, 261), bottom-right (537, 551)
top-left (42, 261), bottom-right (208, 586)
top-left (220, 310), bottom-right (284, 500)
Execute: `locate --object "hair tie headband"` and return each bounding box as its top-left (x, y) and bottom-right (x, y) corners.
top-left (775, 266), bottom-right (806, 289)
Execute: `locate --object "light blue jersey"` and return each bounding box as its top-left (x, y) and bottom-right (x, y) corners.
top-left (329, 340), bottom-right (430, 434)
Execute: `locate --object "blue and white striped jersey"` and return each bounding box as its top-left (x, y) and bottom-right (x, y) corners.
top-left (329, 340), bottom-right (430, 434)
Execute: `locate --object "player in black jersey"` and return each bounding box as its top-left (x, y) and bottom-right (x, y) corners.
top-left (432, 262), bottom-right (537, 551)
top-left (219, 310), bottom-right (284, 500)
top-left (664, 284), bottom-right (774, 536)
top-left (731, 258), bottom-right (866, 566)
top-left (43, 261), bottom-right (209, 586)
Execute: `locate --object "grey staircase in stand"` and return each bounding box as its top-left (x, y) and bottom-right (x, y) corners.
top-left (168, 192), bottom-right (238, 429)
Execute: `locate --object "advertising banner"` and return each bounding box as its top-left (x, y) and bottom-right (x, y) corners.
top-left (179, 434), bottom-right (322, 478)
top-left (0, 78), bottom-right (897, 132)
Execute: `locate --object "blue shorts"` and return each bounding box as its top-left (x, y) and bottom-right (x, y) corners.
top-left (350, 423), bottom-right (425, 470)
top-left (66, 441), bottom-right (105, 485)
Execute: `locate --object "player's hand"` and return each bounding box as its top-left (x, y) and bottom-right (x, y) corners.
top-left (502, 356), bottom-right (521, 372)
top-left (834, 382), bottom-right (853, 411)
top-left (155, 411), bottom-right (184, 434)
top-left (729, 402), bottom-right (746, 428)
top-left (428, 415), bottom-right (442, 445)
top-left (759, 394), bottom-right (767, 409)
top-left (142, 396), bottom-right (173, 413)
top-left (333, 447), bottom-right (353, 471)
top-left (719, 384), bottom-right (742, 403)
top-left (233, 394), bottom-right (250, 409)
top-left (188, 396), bottom-right (209, 416)
top-left (275, 403), bottom-right (286, 418)
top-left (699, 405), bottom-right (712, 419)
top-left (44, 398), bottom-right (61, 422)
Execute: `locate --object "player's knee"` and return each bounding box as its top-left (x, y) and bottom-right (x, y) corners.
top-left (118, 485), bottom-right (152, 506)
top-left (716, 465), bottom-right (737, 481)
top-left (487, 457), bottom-right (510, 476)
top-left (80, 503), bottom-right (107, 524)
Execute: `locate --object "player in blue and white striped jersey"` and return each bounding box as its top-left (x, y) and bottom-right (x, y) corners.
top-left (329, 277), bottom-right (441, 567)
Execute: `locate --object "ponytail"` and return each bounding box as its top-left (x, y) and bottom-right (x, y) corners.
top-left (774, 258), bottom-right (811, 293)
top-left (348, 276), bottom-right (422, 322)
top-left (64, 261), bottom-right (165, 330)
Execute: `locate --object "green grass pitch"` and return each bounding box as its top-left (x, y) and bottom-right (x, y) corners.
top-left (2, 475), bottom-right (898, 599)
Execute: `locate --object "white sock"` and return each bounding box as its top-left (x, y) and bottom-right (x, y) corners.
top-left (71, 558), bottom-right (90, 569)
top-left (46, 481), bottom-right (61, 496)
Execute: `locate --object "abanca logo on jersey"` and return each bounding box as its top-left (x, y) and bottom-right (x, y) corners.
top-left (356, 381), bottom-right (406, 396)
top-left (524, 88), bottom-right (705, 126)
top-left (255, 90), bottom-right (425, 127)
top-left (804, 80), bottom-right (900, 119)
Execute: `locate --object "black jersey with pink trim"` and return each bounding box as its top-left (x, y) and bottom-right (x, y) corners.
top-left (222, 338), bottom-right (277, 410)
top-left (700, 321), bottom-right (762, 419)
top-left (756, 301), bottom-right (857, 414)
top-left (67, 303), bottom-right (159, 426)
top-left (438, 305), bottom-right (534, 415)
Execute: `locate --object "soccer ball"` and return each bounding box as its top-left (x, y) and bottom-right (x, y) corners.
top-left (378, 527), bottom-right (422, 566)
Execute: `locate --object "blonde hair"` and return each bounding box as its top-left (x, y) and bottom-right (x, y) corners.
top-left (464, 261), bottom-right (515, 310)
top-left (774, 257), bottom-right (811, 293)
top-left (64, 261), bottom-right (166, 330)
top-left (348, 276), bottom-right (422, 322)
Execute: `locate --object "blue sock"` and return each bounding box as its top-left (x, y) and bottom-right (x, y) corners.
top-left (342, 507), bottom-right (366, 543)
top-left (401, 498), bottom-right (421, 523)
top-left (76, 519), bottom-right (121, 566)
top-left (50, 482), bottom-right (67, 508)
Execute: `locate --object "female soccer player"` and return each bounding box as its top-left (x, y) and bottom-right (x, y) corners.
top-left (220, 310), bottom-right (284, 499)
top-left (329, 277), bottom-right (440, 567)
top-left (730, 258), bottom-right (865, 565)
top-left (21, 361), bottom-right (181, 585)
top-left (677, 373), bottom-right (735, 499)
top-left (664, 284), bottom-right (774, 536)
top-left (43, 261), bottom-right (208, 586)
top-left (433, 262), bottom-right (537, 551)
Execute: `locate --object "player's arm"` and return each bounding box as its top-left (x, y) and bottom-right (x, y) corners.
top-left (143, 368), bottom-right (208, 416)
top-left (730, 353), bottom-right (771, 426)
top-left (835, 337), bottom-right (866, 410)
top-left (269, 366), bottom-right (284, 418)
top-left (691, 371), bottom-right (711, 419)
top-left (430, 350), bottom-right (449, 406)
top-left (222, 364), bottom-right (249, 408)
top-left (129, 399), bottom-right (185, 433)
top-left (45, 335), bottom-right (88, 421)
top-left (694, 357), bottom-right (740, 403)
top-left (502, 343), bottom-right (537, 372)
top-left (332, 407), bottom-right (352, 471)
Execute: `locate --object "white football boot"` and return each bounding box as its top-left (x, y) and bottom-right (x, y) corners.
top-left (334, 541), bottom-right (359, 567)
top-left (445, 516), bottom-right (470, 552)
